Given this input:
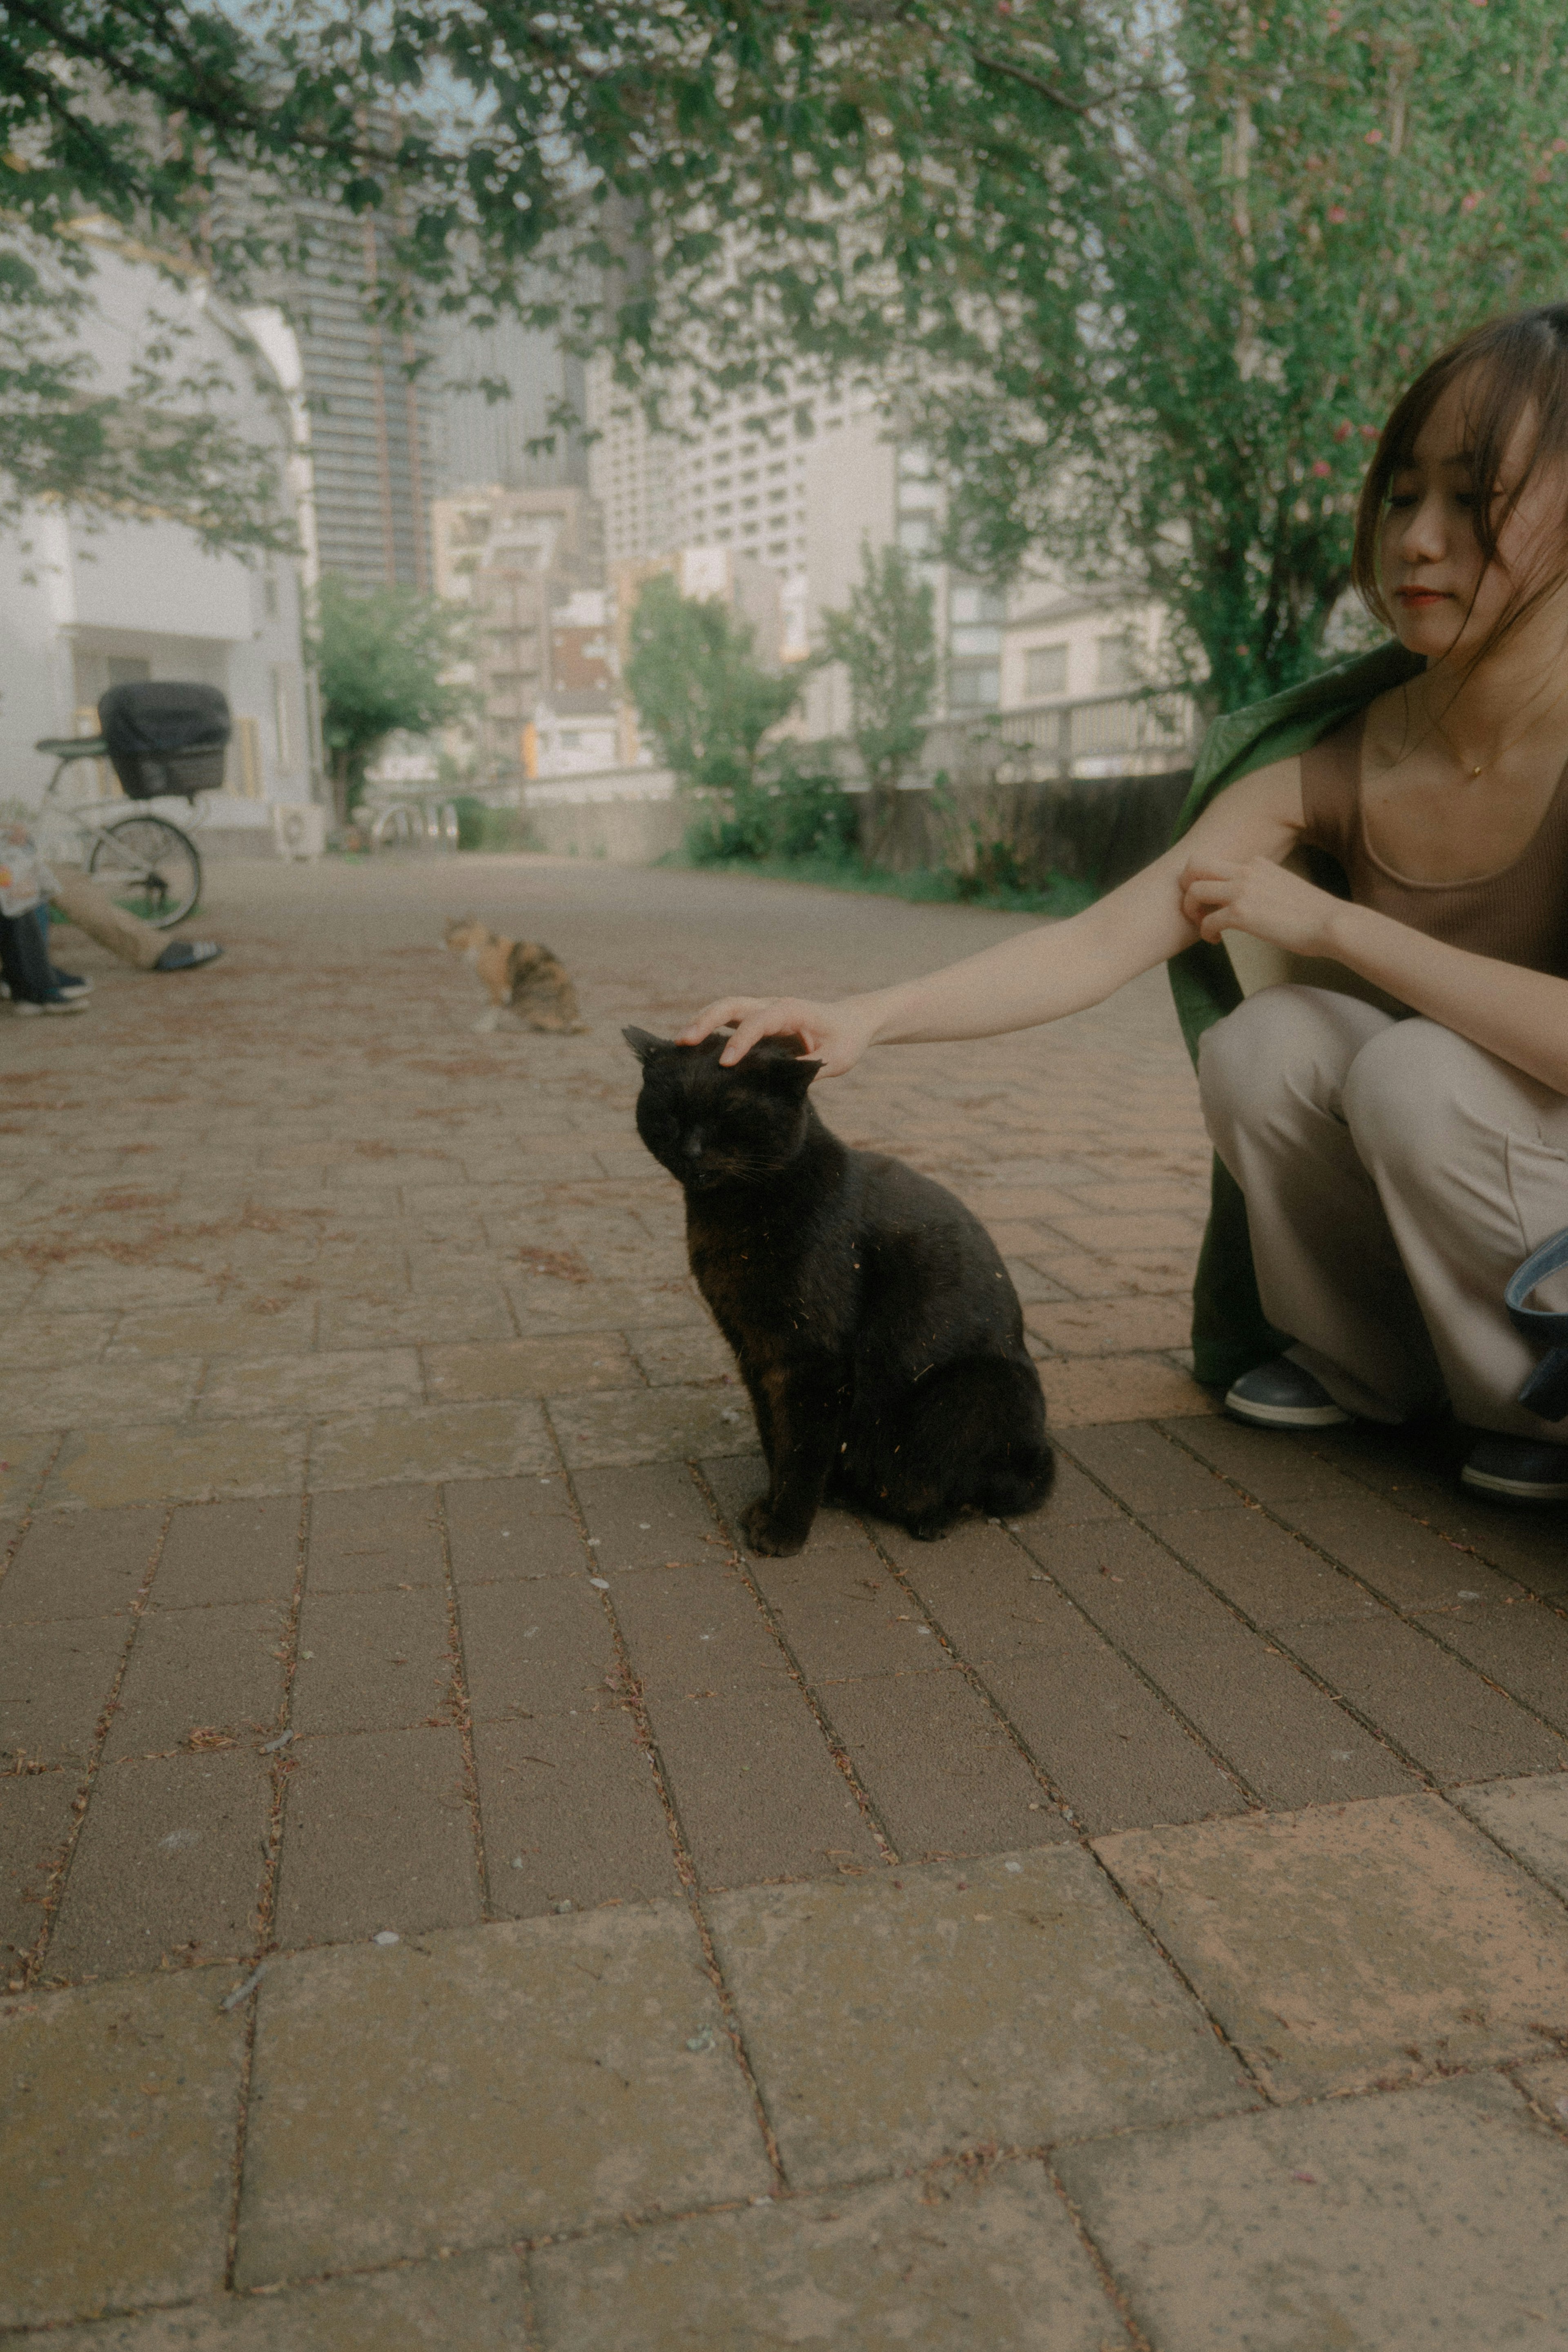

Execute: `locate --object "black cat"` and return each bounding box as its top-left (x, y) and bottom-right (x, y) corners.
top-left (625, 1026), bottom-right (1054, 1556)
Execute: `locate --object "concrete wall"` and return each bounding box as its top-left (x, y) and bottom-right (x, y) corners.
top-left (523, 794), bottom-right (687, 865)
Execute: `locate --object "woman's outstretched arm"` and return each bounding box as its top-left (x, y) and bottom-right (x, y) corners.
top-left (681, 764), bottom-right (1303, 1074)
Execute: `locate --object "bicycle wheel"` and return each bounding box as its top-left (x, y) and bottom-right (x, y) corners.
top-left (89, 816), bottom-right (202, 929)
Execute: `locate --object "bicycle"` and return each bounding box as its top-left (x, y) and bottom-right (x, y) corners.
top-left (31, 734), bottom-right (203, 929)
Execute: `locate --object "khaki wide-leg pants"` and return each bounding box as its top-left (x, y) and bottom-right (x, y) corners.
top-left (1198, 984), bottom-right (1568, 1438)
top-left (49, 869), bottom-right (165, 972)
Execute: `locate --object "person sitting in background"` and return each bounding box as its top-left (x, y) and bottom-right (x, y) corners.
top-left (48, 868), bottom-right (223, 976)
top-left (0, 823), bottom-right (87, 1015)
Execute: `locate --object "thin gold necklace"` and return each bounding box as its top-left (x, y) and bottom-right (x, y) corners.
top-left (1422, 676), bottom-right (1568, 781)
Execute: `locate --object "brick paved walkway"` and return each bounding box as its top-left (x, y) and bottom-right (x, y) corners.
top-left (3, 854), bottom-right (1567, 2346)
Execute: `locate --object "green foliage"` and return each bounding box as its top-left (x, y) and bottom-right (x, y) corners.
top-left (312, 575), bottom-right (476, 820)
top-left (819, 541), bottom-right (938, 851)
top-left (17, 5), bottom-right (1568, 697)
top-left (452, 798), bottom-right (535, 852)
top-left (684, 740), bottom-right (858, 865)
top-left (626, 573), bottom-right (801, 859)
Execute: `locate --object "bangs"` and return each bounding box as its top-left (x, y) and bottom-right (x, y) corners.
top-left (1352, 304), bottom-right (1568, 631)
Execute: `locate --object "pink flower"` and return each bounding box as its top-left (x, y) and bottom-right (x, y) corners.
top-left (1333, 421), bottom-right (1354, 442)
top-left (1311, 459), bottom-right (1332, 477)
top-left (1327, 204), bottom-right (1349, 224)
top-left (1365, 128), bottom-right (1383, 145)
top-left (1461, 191), bottom-right (1483, 213)
top-left (1360, 424), bottom-right (1380, 442)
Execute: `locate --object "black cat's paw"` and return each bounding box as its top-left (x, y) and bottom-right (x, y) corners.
top-left (739, 1498), bottom-right (806, 1557)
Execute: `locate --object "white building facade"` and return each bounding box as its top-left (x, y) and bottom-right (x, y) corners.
top-left (0, 236), bottom-right (322, 851)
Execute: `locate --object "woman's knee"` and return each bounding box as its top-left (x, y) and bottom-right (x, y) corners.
top-left (1343, 1019), bottom-right (1522, 1176)
top-left (1198, 984), bottom-right (1388, 1133)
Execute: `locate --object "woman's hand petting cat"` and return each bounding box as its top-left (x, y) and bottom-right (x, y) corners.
top-left (1177, 856), bottom-right (1344, 959)
top-left (677, 995), bottom-right (878, 1077)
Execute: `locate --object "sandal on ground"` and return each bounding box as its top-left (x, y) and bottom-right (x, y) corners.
top-left (154, 941), bottom-right (223, 972)
top-left (1225, 1356), bottom-right (1352, 1429)
top-left (1461, 1436), bottom-right (1568, 1504)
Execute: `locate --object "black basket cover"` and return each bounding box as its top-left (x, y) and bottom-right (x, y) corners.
top-left (99, 681), bottom-right (232, 800)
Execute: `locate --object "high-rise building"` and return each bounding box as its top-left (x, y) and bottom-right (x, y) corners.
top-left (430, 483), bottom-right (608, 782)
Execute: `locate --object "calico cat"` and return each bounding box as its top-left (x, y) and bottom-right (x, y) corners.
top-left (626, 1026), bottom-right (1053, 1555)
top-left (444, 916), bottom-right (586, 1034)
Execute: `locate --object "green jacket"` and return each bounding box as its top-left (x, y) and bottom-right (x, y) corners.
top-left (1166, 637), bottom-right (1424, 1388)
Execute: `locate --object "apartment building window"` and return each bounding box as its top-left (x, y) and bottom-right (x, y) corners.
top-left (1025, 644), bottom-right (1069, 698)
top-left (899, 515), bottom-right (935, 555)
top-left (948, 664), bottom-right (1001, 709)
top-left (1096, 632), bottom-right (1136, 689)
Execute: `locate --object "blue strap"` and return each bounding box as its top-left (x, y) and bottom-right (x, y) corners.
top-left (1506, 1227), bottom-right (1568, 1421)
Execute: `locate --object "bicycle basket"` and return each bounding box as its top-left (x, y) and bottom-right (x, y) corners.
top-left (99, 681), bottom-right (231, 801)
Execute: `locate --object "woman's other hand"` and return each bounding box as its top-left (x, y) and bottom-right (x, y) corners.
top-left (677, 994), bottom-right (878, 1077)
top-left (1178, 856), bottom-right (1343, 959)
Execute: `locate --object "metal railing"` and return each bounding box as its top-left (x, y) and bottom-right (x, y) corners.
top-left (919, 688), bottom-right (1200, 784)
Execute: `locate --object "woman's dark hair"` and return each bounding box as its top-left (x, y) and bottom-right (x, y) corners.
top-left (1352, 303), bottom-right (1568, 649)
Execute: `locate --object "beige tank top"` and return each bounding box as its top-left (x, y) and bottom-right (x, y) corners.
top-left (1299, 712), bottom-right (1568, 979)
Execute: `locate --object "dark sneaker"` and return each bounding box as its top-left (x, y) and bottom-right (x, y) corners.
top-left (49, 968), bottom-right (91, 998)
top-left (154, 941), bottom-right (223, 972)
top-left (1461, 1437), bottom-right (1568, 1503)
top-left (11, 990), bottom-right (89, 1017)
top-left (1225, 1356), bottom-right (1352, 1429)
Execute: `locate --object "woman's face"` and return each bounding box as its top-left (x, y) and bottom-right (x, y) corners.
top-left (1379, 373), bottom-right (1568, 665)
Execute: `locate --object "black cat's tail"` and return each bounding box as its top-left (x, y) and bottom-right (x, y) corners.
top-left (847, 1355), bottom-right (1054, 1539)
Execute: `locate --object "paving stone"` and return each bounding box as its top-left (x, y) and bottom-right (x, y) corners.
top-left (820, 1672), bottom-right (1067, 1859)
top-left (1515, 2051), bottom-right (1568, 2127)
top-left (0, 1767), bottom-right (76, 1979)
top-left (37, 2250), bottom-right (530, 2350)
top-left (886, 1528), bottom-right (1245, 1833)
top-left (425, 1335), bottom-right (639, 1400)
top-left (443, 1475), bottom-right (586, 1581)
top-left (627, 1323), bottom-right (737, 1386)
top-left (0, 1434), bottom-right (69, 1513)
top-left (1097, 1792), bottom-right (1568, 2096)
top-left (609, 1558), bottom-right (786, 1693)
top-left (305, 1483), bottom-right (445, 1592)
top-left (47, 1750), bottom-right (270, 1980)
top-left (274, 1727), bottom-right (479, 1947)
top-left (1031, 1520), bottom-right (1414, 1807)
top-left (1272, 1489), bottom-right (1526, 1613)
top-left (1059, 1422), bottom-right (1243, 1516)
top-left (307, 1402), bottom-right (551, 1490)
top-left (508, 1274), bottom-right (707, 1336)
top-left (708, 1845), bottom-right (1252, 2185)
top-left (1056, 2073), bottom-right (1568, 2352)
top-left (552, 1384), bottom-right (758, 1468)
top-left (0, 1360), bottom-right (202, 1433)
top-left (31, 1264), bottom-right (216, 1315)
top-left (0, 1969), bottom-right (245, 2326)
top-left (103, 1603), bottom-right (288, 1760)
top-left (531, 2159), bottom-right (1131, 2351)
top-left (155, 1498), bottom-right (301, 1610)
top-left (318, 1293), bottom-right (516, 1348)
top-left (644, 1679), bottom-right (880, 1886)
top-left (1284, 1611), bottom-right (1567, 1781)
top-left (199, 1349), bottom-right (423, 1422)
top-left (747, 1546), bottom-right (959, 1682)
top-left (233, 1905), bottom-right (771, 2285)
top-left (1025, 1293), bottom-right (1192, 1357)
top-left (42, 1422), bottom-right (307, 1509)
top-left (1414, 1596), bottom-right (1568, 1734)
top-left (475, 1710), bottom-right (680, 1916)
top-left (1, 1615), bottom-right (128, 1766)
top-left (1144, 1503), bottom-right (1382, 1628)
top-left (1158, 1412), bottom-right (1367, 1502)
top-left (107, 1300), bottom-right (319, 1360)
top-left (459, 1576), bottom-right (617, 1721)
top-left (1453, 1772), bottom-right (1568, 1899)
top-left (1038, 1356), bottom-right (1216, 1428)
top-left (0, 1505), bottom-right (163, 1622)
top-left (293, 1586), bottom-right (453, 1735)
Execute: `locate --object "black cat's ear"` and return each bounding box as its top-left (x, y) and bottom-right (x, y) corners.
top-left (622, 1026), bottom-right (673, 1064)
top-left (743, 1035), bottom-right (822, 1093)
